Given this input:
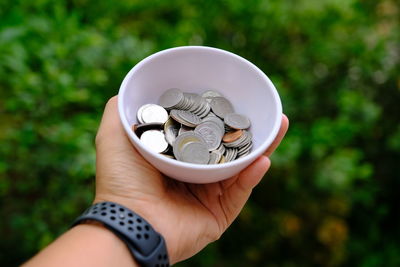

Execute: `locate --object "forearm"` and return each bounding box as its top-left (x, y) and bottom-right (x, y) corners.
top-left (23, 223), bottom-right (138, 267)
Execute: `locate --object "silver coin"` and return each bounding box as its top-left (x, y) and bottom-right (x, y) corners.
top-left (201, 89), bottom-right (223, 102)
top-left (170, 109), bottom-right (187, 125)
top-left (238, 142), bottom-right (253, 156)
top-left (133, 122), bottom-right (163, 137)
top-left (159, 88), bottom-right (184, 109)
top-left (164, 117), bottom-right (180, 145)
top-left (216, 143), bottom-right (226, 155)
top-left (224, 147), bottom-right (238, 162)
top-left (180, 94), bottom-right (191, 110)
top-left (194, 121), bottom-right (223, 151)
top-left (237, 151), bottom-right (251, 158)
top-left (237, 131), bottom-right (252, 147)
top-left (195, 100), bottom-right (211, 118)
top-left (136, 104), bottom-right (152, 124)
top-left (202, 114), bottom-right (225, 135)
top-left (205, 111), bottom-right (218, 117)
top-left (238, 140), bottom-right (252, 152)
top-left (223, 149), bottom-right (229, 161)
top-left (210, 97), bottom-right (234, 119)
top-left (138, 89), bottom-right (253, 165)
top-left (180, 142), bottom-right (210, 164)
top-left (208, 151), bottom-right (222, 164)
top-left (178, 124), bottom-right (192, 135)
top-left (231, 148), bottom-right (238, 161)
top-left (141, 104), bottom-right (169, 124)
top-left (238, 142), bottom-right (252, 157)
top-left (224, 148), bottom-right (232, 162)
top-left (187, 93), bottom-right (203, 112)
top-left (172, 131), bottom-right (207, 161)
top-left (140, 130), bottom-right (169, 153)
top-left (179, 110), bottom-right (202, 126)
top-left (191, 97), bottom-right (206, 115)
top-left (170, 109), bottom-right (202, 127)
top-left (182, 93), bottom-right (193, 110)
top-left (224, 113), bottom-right (251, 130)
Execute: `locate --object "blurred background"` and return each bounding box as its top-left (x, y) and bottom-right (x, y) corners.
top-left (0, 0), bottom-right (399, 266)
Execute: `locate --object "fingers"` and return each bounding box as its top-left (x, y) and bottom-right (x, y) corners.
top-left (220, 156), bottom-right (271, 224)
top-left (264, 114), bottom-right (289, 157)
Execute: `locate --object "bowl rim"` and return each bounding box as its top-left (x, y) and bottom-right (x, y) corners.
top-left (118, 45), bottom-right (282, 170)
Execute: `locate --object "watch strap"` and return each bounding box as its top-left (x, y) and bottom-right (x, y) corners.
top-left (72, 201), bottom-right (169, 267)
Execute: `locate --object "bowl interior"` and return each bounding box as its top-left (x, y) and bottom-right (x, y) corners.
top-left (121, 47), bottom-right (281, 162)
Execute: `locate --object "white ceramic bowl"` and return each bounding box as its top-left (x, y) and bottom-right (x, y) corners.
top-left (118, 46), bottom-right (282, 183)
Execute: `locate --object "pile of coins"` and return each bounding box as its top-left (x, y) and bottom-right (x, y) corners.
top-left (132, 88), bottom-right (253, 164)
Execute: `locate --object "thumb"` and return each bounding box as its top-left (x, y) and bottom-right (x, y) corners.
top-left (95, 96), bottom-right (132, 150)
top-left (220, 156), bottom-right (271, 224)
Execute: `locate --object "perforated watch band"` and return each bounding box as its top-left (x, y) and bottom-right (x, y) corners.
top-left (72, 201), bottom-right (169, 267)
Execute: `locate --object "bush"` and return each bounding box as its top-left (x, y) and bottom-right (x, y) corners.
top-left (1, 0), bottom-right (399, 266)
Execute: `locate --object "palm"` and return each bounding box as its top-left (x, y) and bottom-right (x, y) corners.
top-left (95, 143), bottom-right (229, 262)
top-left (154, 179), bottom-right (225, 262)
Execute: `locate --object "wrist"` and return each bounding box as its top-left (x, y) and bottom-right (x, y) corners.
top-left (24, 222), bottom-right (139, 267)
top-left (73, 224), bottom-right (140, 267)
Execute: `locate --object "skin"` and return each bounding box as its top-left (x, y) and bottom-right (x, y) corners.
top-left (24, 96), bottom-right (289, 266)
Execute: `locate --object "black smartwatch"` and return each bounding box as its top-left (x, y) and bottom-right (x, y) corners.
top-left (72, 201), bottom-right (169, 267)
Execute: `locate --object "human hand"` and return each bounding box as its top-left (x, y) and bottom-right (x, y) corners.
top-left (94, 96), bottom-right (289, 264)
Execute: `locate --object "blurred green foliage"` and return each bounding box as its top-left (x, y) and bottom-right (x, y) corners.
top-left (1, 0), bottom-right (399, 266)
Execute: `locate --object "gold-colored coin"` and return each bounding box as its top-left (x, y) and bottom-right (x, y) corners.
top-left (223, 130), bottom-right (243, 143)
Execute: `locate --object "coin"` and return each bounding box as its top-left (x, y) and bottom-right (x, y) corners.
top-left (208, 151), bottom-right (222, 164)
top-left (238, 131), bottom-right (252, 147)
top-left (178, 125), bottom-right (192, 135)
top-left (223, 130), bottom-right (247, 147)
top-left (172, 131), bottom-right (207, 160)
top-left (180, 142), bottom-right (210, 164)
top-left (224, 147), bottom-right (238, 162)
top-left (224, 130), bottom-right (252, 148)
top-left (194, 121), bottom-right (223, 151)
top-left (202, 113), bottom-right (225, 135)
top-left (135, 88), bottom-right (253, 164)
top-left (238, 140), bottom-right (252, 151)
top-left (224, 113), bottom-right (251, 130)
top-left (216, 143), bottom-right (226, 155)
top-left (187, 93), bottom-right (203, 113)
top-left (223, 130), bottom-right (243, 143)
top-left (170, 109), bottom-right (202, 127)
top-left (141, 104), bottom-right (169, 124)
top-left (196, 101), bottom-right (211, 118)
top-left (140, 130), bottom-right (169, 153)
top-left (210, 97), bottom-right (234, 119)
top-left (164, 118), bottom-right (180, 145)
top-left (179, 110), bottom-right (202, 126)
top-left (133, 122), bottom-right (163, 137)
top-left (201, 89), bottom-right (223, 102)
top-left (159, 88), bottom-right (184, 109)
top-left (238, 142), bottom-right (253, 156)
top-left (136, 104), bottom-right (153, 124)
